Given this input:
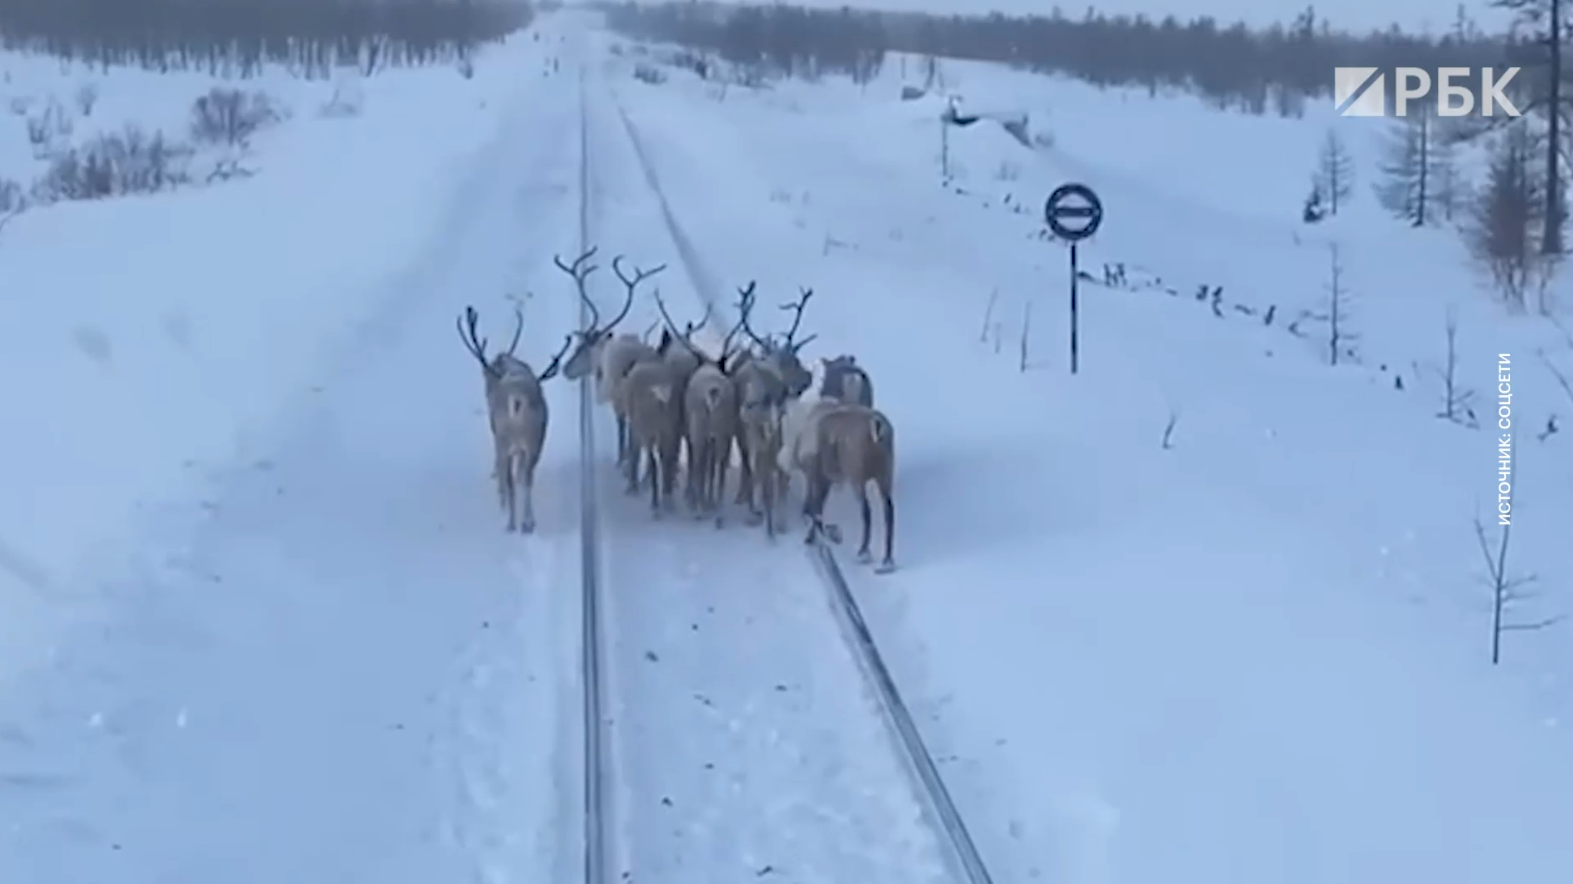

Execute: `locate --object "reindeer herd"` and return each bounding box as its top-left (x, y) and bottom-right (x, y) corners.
top-left (455, 246), bottom-right (897, 573)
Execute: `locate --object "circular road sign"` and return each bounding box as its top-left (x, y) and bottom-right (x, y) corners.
top-left (1044, 183), bottom-right (1103, 241)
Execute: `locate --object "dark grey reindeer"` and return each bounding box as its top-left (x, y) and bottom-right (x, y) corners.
top-left (818, 354), bottom-right (874, 407)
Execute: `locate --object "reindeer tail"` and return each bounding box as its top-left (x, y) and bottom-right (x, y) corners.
top-left (706, 385), bottom-right (723, 408)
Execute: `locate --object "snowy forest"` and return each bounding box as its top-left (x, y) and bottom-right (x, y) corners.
top-left (602, 0), bottom-right (1572, 313)
top-left (0, 0), bottom-right (531, 74)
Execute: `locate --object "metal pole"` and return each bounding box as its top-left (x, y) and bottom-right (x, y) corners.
top-left (1069, 243), bottom-right (1079, 374)
top-left (940, 115), bottom-right (948, 182)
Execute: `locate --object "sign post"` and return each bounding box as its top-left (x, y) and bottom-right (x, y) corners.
top-left (1043, 183), bottom-right (1104, 374)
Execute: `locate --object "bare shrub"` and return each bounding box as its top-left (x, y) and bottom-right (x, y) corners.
top-left (25, 97), bottom-right (72, 159)
top-left (74, 82), bottom-right (98, 116)
top-left (1468, 125), bottom-right (1562, 312)
top-left (33, 126), bottom-right (193, 203)
top-left (320, 84), bottom-right (365, 119)
top-left (189, 88), bottom-right (280, 147)
top-left (0, 177), bottom-right (23, 213)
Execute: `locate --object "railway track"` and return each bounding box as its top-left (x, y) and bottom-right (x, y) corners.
top-left (567, 61), bottom-right (997, 884)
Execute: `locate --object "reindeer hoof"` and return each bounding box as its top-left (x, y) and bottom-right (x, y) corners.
top-left (519, 519), bottom-right (536, 534)
top-left (744, 512), bottom-right (763, 527)
top-left (856, 549), bottom-right (873, 564)
top-left (714, 516), bottom-right (725, 529)
top-left (823, 524), bottom-right (843, 544)
top-left (874, 560), bottom-right (896, 574)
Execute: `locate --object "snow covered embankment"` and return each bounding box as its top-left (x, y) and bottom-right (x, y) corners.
top-left (0, 37), bottom-right (544, 690)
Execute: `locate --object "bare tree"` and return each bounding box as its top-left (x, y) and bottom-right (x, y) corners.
top-left (1432, 132), bottom-right (1465, 224)
top-left (1468, 125), bottom-right (1555, 309)
top-left (1375, 103), bottom-right (1436, 225)
top-left (1433, 309), bottom-right (1479, 424)
top-left (1491, 0), bottom-right (1567, 256)
top-left (1325, 243), bottom-right (1356, 365)
top-left (0, 0), bottom-right (528, 77)
top-left (602, 2), bottom-right (1518, 123)
top-left (1474, 511), bottom-right (1559, 664)
top-left (1314, 129), bottom-right (1356, 217)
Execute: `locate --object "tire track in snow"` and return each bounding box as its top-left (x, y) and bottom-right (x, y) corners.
top-left (573, 69), bottom-right (954, 884)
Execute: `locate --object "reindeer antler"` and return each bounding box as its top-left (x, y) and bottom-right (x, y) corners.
top-left (537, 333), bottom-right (576, 381)
top-left (735, 281), bottom-right (771, 350)
top-left (685, 303), bottom-right (712, 337)
top-left (456, 305), bottom-right (502, 378)
top-left (553, 246), bottom-right (600, 330)
top-left (779, 286), bottom-right (818, 352)
top-left (653, 290), bottom-right (715, 364)
top-left (505, 307), bottom-right (523, 355)
top-left (609, 255), bottom-right (666, 333)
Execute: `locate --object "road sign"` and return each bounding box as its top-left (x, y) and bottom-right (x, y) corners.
top-left (1044, 183), bottom-right (1102, 241)
top-left (1042, 183), bottom-right (1104, 373)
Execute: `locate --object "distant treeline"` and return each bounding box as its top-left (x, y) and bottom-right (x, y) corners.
top-left (0, 0), bottom-right (533, 76)
top-left (601, 1), bottom-right (1540, 117)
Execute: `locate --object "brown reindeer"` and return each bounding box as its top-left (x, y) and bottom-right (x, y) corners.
top-left (796, 404), bottom-right (896, 571)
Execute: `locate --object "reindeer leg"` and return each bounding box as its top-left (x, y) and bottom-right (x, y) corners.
top-left (660, 437), bottom-right (680, 511)
top-left (762, 461), bottom-right (777, 539)
top-left (854, 482), bottom-right (874, 563)
top-left (494, 435), bottom-right (508, 509)
top-left (518, 459), bottom-right (537, 534)
top-left (648, 447), bottom-right (662, 517)
top-left (503, 453), bottom-right (518, 532)
top-left (712, 442), bottom-right (728, 528)
top-left (691, 439), bottom-right (709, 518)
top-left (624, 439), bottom-right (640, 494)
top-left (741, 453), bottom-right (763, 526)
top-left (684, 437), bottom-right (700, 515)
top-left (803, 475), bottom-right (841, 544)
top-left (735, 440), bottom-right (754, 507)
top-left (615, 414), bottom-right (629, 465)
top-left (876, 476), bottom-right (896, 573)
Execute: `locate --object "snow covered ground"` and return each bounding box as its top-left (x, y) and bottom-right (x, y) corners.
top-left (0, 23), bottom-right (584, 884)
top-left (606, 34), bottom-right (1573, 884)
top-left (5, 5), bottom-right (1573, 884)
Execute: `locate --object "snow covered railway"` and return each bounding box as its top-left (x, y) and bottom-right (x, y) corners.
top-left (564, 65), bottom-right (996, 884)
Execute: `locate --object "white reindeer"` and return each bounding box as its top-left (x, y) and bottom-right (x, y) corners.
top-left (456, 305), bottom-right (571, 533)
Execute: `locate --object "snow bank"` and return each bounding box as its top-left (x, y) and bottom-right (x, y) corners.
top-left (0, 35), bottom-right (546, 690)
